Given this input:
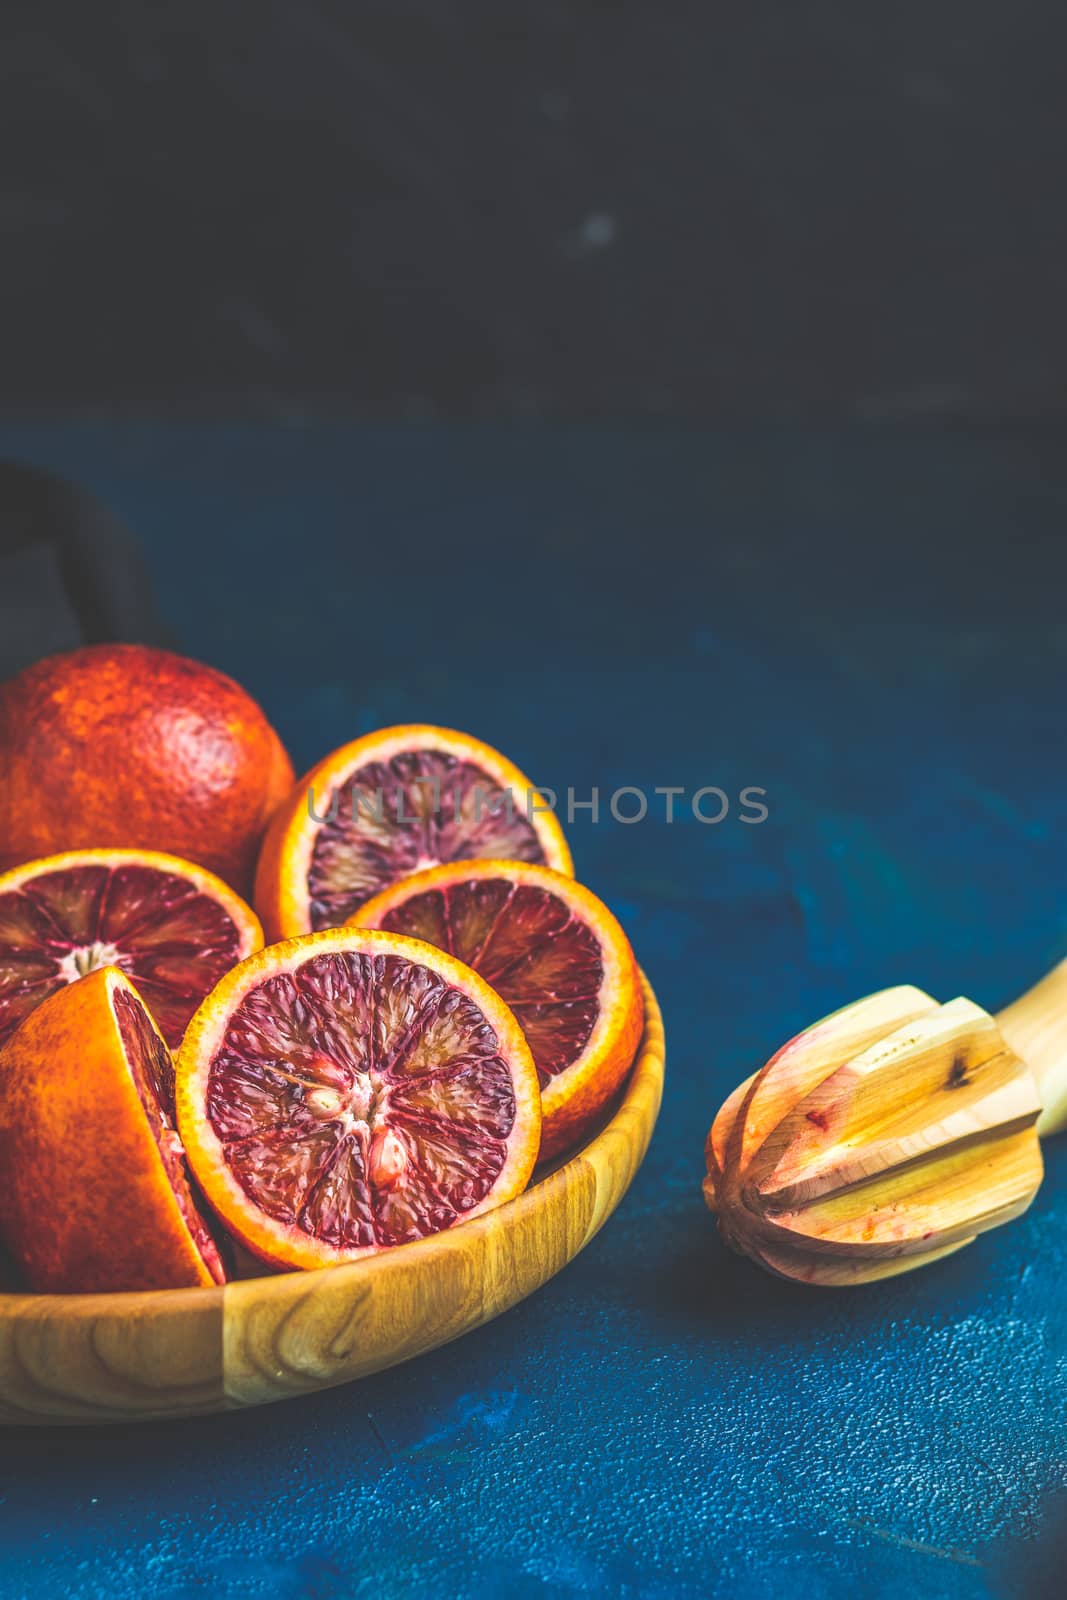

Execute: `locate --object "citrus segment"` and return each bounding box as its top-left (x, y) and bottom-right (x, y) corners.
top-left (0, 849), bottom-right (263, 1050)
top-left (0, 968), bottom-right (226, 1293)
top-left (254, 725), bottom-right (573, 941)
top-left (351, 861), bottom-right (644, 1158)
top-left (176, 928), bottom-right (541, 1268)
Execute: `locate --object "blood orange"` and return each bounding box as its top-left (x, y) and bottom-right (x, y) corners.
top-left (352, 861), bottom-right (644, 1157)
top-left (0, 968), bottom-right (227, 1292)
top-left (0, 849), bottom-right (262, 1050)
top-left (254, 724), bottom-right (573, 941)
top-left (0, 644), bottom-right (295, 894)
top-left (176, 928), bottom-right (542, 1268)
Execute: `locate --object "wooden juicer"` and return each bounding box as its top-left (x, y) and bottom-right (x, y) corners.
top-left (704, 960), bottom-right (1067, 1284)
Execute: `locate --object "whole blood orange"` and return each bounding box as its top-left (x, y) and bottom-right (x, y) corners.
top-left (352, 861), bottom-right (644, 1158)
top-left (0, 968), bottom-right (227, 1292)
top-left (0, 644), bottom-right (295, 893)
top-left (176, 928), bottom-right (542, 1268)
top-left (0, 848), bottom-right (262, 1049)
top-left (254, 723), bottom-right (572, 941)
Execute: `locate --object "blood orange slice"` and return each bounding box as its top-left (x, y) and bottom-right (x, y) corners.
top-left (254, 724), bottom-right (573, 941)
top-left (0, 967), bottom-right (227, 1292)
top-left (352, 861), bottom-right (644, 1158)
top-left (0, 848), bottom-right (263, 1050)
top-left (176, 928), bottom-right (541, 1268)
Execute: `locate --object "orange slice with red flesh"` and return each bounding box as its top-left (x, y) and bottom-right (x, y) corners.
top-left (351, 861), bottom-right (644, 1159)
top-left (253, 724), bottom-right (573, 942)
top-left (176, 928), bottom-right (542, 1269)
top-left (0, 848), bottom-right (263, 1050)
top-left (0, 968), bottom-right (227, 1292)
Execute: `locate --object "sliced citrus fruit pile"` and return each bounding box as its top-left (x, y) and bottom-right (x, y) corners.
top-left (255, 724), bottom-right (572, 940)
top-left (0, 848), bottom-right (263, 1050)
top-left (352, 861), bottom-right (644, 1158)
top-left (176, 928), bottom-right (542, 1268)
top-left (0, 968), bottom-right (226, 1292)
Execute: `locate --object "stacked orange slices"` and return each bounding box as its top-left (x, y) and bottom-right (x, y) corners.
top-left (0, 723), bottom-right (646, 1292)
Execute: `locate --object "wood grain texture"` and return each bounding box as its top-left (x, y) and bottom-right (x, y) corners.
top-left (0, 1284), bottom-right (224, 1425)
top-left (0, 974), bottom-right (663, 1426)
top-left (706, 981), bottom-right (1044, 1286)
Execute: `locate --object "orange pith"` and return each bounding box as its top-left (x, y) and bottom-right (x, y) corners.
top-left (254, 724), bottom-right (573, 942)
top-left (350, 860), bottom-right (644, 1159)
top-left (0, 848), bottom-right (263, 1050)
top-left (176, 927), bottom-right (542, 1270)
top-left (0, 968), bottom-right (225, 1292)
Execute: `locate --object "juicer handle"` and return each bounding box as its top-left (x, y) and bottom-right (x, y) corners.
top-left (997, 958), bottom-right (1067, 1135)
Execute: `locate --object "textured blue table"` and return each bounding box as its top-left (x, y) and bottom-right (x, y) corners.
top-left (1, 425), bottom-right (1066, 1599)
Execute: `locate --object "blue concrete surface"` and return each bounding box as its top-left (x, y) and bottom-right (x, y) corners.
top-left (1, 425), bottom-right (1066, 1598)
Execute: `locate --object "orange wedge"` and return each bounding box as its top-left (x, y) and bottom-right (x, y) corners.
top-left (0, 968), bottom-right (227, 1292)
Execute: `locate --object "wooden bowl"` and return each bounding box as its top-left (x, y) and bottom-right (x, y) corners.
top-left (0, 974), bottom-right (664, 1425)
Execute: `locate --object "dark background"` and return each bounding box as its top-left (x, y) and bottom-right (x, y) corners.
top-left (4, 2), bottom-right (1066, 421)
top-left (4, 10), bottom-right (1067, 1600)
